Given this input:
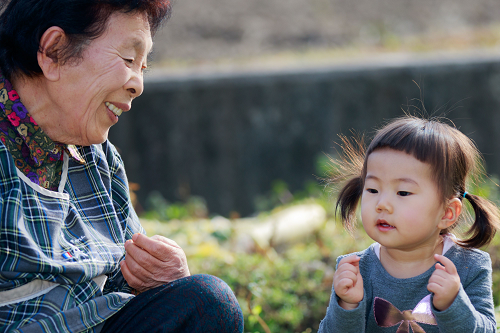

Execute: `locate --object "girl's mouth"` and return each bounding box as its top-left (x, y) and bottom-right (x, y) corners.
top-left (376, 219), bottom-right (395, 231)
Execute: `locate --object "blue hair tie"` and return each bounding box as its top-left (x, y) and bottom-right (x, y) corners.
top-left (463, 191), bottom-right (468, 198)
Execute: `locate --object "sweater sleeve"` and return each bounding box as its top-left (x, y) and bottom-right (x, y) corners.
top-left (432, 252), bottom-right (496, 333)
top-left (318, 290), bottom-right (367, 333)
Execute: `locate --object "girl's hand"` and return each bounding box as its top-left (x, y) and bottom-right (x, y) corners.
top-left (333, 255), bottom-right (364, 310)
top-left (427, 254), bottom-right (460, 311)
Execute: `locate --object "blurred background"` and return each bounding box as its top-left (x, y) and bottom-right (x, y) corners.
top-left (111, 0), bottom-right (500, 218)
top-left (151, 0), bottom-right (500, 68)
top-left (108, 1), bottom-right (500, 331)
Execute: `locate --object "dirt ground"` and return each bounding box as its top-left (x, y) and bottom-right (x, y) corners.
top-left (150, 0), bottom-right (500, 66)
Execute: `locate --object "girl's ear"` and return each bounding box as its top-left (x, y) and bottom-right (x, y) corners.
top-left (438, 198), bottom-right (462, 229)
top-left (37, 26), bottom-right (67, 82)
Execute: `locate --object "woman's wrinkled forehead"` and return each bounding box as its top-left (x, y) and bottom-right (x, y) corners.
top-left (109, 11), bottom-right (153, 51)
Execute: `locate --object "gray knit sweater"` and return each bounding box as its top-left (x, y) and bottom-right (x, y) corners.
top-left (318, 243), bottom-right (496, 332)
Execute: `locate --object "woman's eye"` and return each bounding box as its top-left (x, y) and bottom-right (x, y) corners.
top-left (366, 188), bottom-right (378, 194)
top-left (123, 58), bottom-right (134, 65)
top-left (398, 191), bottom-right (411, 196)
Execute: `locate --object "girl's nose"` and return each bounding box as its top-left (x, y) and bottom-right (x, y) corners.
top-left (376, 196), bottom-right (393, 213)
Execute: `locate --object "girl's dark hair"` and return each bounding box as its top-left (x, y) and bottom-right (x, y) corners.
top-left (331, 115), bottom-right (500, 249)
top-left (0, 0), bottom-right (171, 80)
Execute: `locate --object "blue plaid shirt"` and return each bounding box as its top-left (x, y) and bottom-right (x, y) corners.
top-left (0, 106), bottom-right (144, 330)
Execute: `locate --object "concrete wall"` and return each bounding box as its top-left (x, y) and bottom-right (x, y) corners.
top-left (109, 54), bottom-right (500, 216)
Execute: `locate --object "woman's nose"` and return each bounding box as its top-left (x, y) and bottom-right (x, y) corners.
top-left (125, 71), bottom-right (144, 98)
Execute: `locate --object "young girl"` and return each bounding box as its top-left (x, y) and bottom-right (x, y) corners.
top-left (319, 116), bottom-right (500, 333)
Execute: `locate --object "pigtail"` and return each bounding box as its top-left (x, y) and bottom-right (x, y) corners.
top-left (336, 177), bottom-right (363, 232)
top-left (458, 193), bottom-right (500, 248)
top-left (327, 134), bottom-right (365, 232)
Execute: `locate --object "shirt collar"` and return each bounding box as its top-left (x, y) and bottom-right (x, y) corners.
top-left (0, 73), bottom-right (85, 165)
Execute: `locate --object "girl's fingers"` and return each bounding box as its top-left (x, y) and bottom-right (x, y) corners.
top-left (427, 283), bottom-right (447, 300)
top-left (427, 273), bottom-right (449, 292)
top-left (335, 256), bottom-right (361, 277)
top-left (434, 263), bottom-right (446, 271)
top-left (334, 270), bottom-right (360, 294)
top-left (434, 254), bottom-right (458, 275)
top-left (338, 255), bottom-right (360, 267)
top-left (427, 282), bottom-right (439, 294)
top-left (336, 270), bottom-right (358, 284)
top-left (336, 263), bottom-right (359, 276)
top-left (334, 267), bottom-right (359, 287)
top-left (334, 255), bottom-right (364, 302)
top-left (336, 277), bottom-right (355, 290)
top-left (428, 273), bottom-right (447, 287)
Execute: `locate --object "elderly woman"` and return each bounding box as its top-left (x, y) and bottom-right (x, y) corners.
top-left (0, 0), bottom-right (243, 332)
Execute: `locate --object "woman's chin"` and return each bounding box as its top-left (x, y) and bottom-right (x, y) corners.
top-left (74, 131), bottom-right (110, 146)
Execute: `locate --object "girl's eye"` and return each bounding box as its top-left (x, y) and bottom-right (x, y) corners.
top-left (398, 191), bottom-right (411, 196)
top-left (366, 188), bottom-right (378, 194)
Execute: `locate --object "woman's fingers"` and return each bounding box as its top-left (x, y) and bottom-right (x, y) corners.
top-left (120, 260), bottom-right (147, 291)
top-left (130, 233), bottom-right (179, 261)
top-left (124, 247), bottom-right (156, 279)
top-left (121, 234), bottom-right (191, 293)
top-left (150, 234), bottom-right (181, 249)
top-left (124, 239), bottom-right (163, 273)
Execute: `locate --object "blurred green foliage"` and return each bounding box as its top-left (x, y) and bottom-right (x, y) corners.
top-left (253, 154), bottom-right (334, 217)
top-left (143, 191), bottom-right (209, 220)
top-left (145, 220), bottom-right (373, 333)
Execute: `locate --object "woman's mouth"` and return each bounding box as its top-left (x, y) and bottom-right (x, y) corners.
top-left (105, 102), bottom-right (123, 116)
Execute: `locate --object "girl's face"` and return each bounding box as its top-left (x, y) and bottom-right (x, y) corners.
top-left (361, 148), bottom-right (450, 252)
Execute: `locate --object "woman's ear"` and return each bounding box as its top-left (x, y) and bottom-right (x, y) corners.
top-left (37, 26), bottom-right (67, 81)
top-left (439, 197), bottom-right (462, 229)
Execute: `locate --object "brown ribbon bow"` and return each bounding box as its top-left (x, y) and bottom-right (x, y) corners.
top-left (374, 295), bottom-right (437, 333)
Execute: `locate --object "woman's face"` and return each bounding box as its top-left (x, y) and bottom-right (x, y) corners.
top-left (49, 11), bottom-right (152, 145)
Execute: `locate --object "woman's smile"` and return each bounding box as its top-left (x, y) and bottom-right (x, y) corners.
top-left (105, 102), bottom-right (124, 117)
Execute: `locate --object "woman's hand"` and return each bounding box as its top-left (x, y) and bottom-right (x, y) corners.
top-left (120, 233), bottom-right (191, 293)
top-left (333, 255), bottom-right (363, 310)
top-left (427, 254), bottom-right (460, 311)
